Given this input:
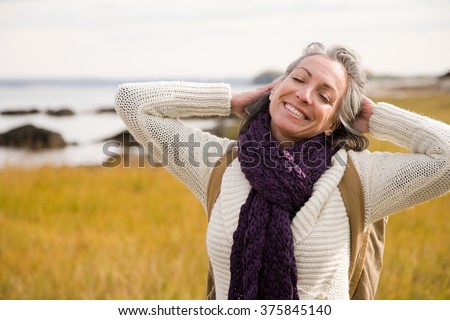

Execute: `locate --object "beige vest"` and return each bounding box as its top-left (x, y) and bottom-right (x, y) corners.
top-left (205, 148), bottom-right (387, 300)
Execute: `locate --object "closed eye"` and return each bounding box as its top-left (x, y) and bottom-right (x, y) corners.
top-left (319, 93), bottom-right (330, 104)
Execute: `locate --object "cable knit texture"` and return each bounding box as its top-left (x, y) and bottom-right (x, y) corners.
top-left (229, 110), bottom-right (335, 299)
top-left (115, 81), bottom-right (450, 300)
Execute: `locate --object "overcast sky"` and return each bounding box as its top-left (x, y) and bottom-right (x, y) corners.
top-left (0, 0), bottom-right (449, 79)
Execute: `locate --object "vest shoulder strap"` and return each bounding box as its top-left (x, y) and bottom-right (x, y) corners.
top-left (206, 146), bottom-right (238, 219)
top-left (205, 146), bottom-right (238, 300)
top-left (205, 149), bottom-right (380, 300)
top-left (338, 156), bottom-right (366, 297)
top-left (338, 155), bottom-right (388, 299)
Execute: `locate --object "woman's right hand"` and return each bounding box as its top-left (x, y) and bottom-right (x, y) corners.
top-left (352, 96), bottom-right (375, 133)
top-left (230, 79), bottom-right (279, 118)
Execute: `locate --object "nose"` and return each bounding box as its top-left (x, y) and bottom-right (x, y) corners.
top-left (296, 87), bottom-right (312, 105)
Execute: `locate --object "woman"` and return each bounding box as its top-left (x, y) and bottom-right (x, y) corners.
top-left (115, 42), bottom-right (450, 299)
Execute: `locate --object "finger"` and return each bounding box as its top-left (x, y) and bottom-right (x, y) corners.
top-left (361, 95), bottom-right (375, 106)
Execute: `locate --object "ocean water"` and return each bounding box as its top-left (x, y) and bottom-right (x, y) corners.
top-left (0, 77), bottom-right (440, 167)
top-left (0, 81), bottom-right (256, 167)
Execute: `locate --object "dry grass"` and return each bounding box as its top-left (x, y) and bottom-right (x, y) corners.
top-left (0, 166), bottom-right (208, 299)
top-left (367, 94), bottom-right (450, 299)
top-left (0, 94), bottom-right (449, 299)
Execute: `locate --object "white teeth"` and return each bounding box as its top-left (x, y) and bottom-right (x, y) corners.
top-left (285, 103), bottom-right (307, 120)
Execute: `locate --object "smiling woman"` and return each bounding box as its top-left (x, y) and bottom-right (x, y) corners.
top-left (114, 42), bottom-right (450, 300)
top-left (268, 54), bottom-right (348, 143)
top-left (239, 43), bottom-right (369, 151)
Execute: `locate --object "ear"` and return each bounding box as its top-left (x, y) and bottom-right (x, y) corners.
top-left (330, 120), bottom-right (340, 132)
top-left (325, 117), bottom-right (341, 135)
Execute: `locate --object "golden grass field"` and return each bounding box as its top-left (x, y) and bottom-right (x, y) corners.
top-left (0, 94), bottom-right (449, 300)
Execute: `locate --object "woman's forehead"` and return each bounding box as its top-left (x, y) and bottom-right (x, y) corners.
top-left (293, 55), bottom-right (348, 92)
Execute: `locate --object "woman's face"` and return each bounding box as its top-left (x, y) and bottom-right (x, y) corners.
top-left (269, 54), bottom-right (348, 144)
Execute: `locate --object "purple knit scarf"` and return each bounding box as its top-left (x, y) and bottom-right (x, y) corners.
top-left (228, 110), bottom-right (336, 300)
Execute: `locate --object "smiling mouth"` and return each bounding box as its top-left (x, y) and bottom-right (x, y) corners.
top-left (284, 103), bottom-right (309, 120)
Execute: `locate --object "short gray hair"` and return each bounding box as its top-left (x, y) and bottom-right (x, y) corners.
top-left (241, 42), bottom-right (369, 151)
top-left (282, 42), bottom-right (369, 150)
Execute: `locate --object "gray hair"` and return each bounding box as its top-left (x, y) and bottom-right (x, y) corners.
top-left (241, 42), bottom-right (369, 151)
top-left (281, 42), bottom-right (369, 150)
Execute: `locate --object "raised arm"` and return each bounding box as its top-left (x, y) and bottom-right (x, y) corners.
top-left (115, 81), bottom-right (234, 210)
top-left (350, 101), bottom-right (450, 225)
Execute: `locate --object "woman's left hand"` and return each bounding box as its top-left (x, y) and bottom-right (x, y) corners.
top-left (352, 96), bottom-right (375, 133)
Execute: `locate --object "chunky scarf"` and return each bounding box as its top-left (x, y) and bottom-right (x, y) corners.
top-left (228, 110), bottom-right (336, 299)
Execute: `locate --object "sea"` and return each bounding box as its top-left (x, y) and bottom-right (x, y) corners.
top-left (0, 79), bottom-right (257, 168)
top-left (1, 76), bottom-right (439, 168)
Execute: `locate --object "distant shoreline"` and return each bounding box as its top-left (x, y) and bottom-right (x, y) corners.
top-left (0, 77), bottom-right (253, 88)
top-left (0, 76), bottom-right (448, 98)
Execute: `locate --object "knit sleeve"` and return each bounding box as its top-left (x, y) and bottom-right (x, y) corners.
top-left (350, 102), bottom-right (450, 226)
top-left (114, 81), bottom-right (235, 211)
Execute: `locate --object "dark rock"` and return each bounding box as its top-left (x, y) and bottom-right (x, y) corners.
top-left (0, 124), bottom-right (67, 150)
top-left (96, 107), bottom-right (116, 114)
top-left (101, 131), bottom-right (149, 167)
top-left (1, 109), bottom-right (40, 115)
top-left (101, 130), bottom-right (140, 147)
top-left (438, 71), bottom-right (450, 79)
top-left (46, 108), bottom-right (75, 116)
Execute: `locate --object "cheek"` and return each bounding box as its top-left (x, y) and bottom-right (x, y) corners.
top-left (268, 99), bottom-right (280, 118)
top-left (316, 108), bottom-right (337, 128)
top-left (269, 103), bottom-right (281, 123)
top-left (270, 105), bottom-right (298, 132)
top-left (269, 102), bottom-right (288, 124)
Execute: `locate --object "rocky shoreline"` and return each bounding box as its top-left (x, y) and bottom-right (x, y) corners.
top-left (0, 106), bottom-right (116, 116)
top-left (0, 105), bottom-right (118, 150)
top-left (0, 76), bottom-right (448, 155)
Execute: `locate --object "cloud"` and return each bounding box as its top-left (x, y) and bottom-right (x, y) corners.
top-left (0, 0), bottom-right (449, 78)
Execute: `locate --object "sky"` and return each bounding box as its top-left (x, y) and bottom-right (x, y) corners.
top-left (0, 0), bottom-right (449, 80)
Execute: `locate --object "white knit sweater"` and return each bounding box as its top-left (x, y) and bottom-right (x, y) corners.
top-left (115, 81), bottom-right (450, 300)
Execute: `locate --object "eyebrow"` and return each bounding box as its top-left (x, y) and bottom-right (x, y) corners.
top-left (299, 66), bottom-right (338, 95)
